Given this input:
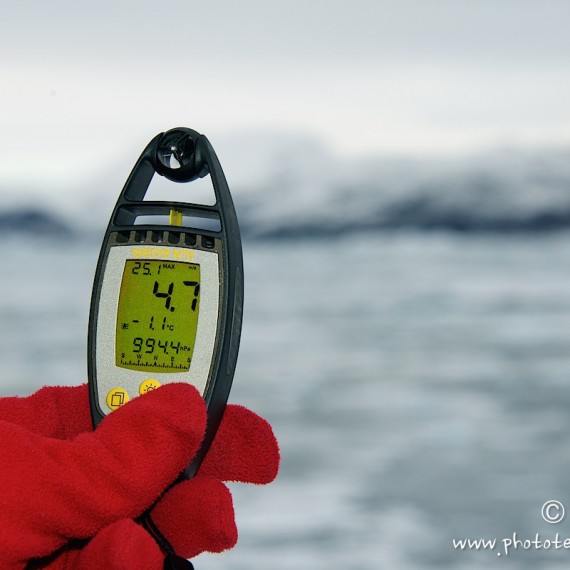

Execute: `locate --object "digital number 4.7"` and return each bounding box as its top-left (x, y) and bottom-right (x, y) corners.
top-left (152, 280), bottom-right (200, 312)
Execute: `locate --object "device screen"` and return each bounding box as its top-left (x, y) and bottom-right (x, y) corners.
top-left (115, 259), bottom-right (201, 372)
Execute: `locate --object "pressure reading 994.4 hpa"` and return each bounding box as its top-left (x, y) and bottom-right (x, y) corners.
top-left (115, 259), bottom-right (201, 372)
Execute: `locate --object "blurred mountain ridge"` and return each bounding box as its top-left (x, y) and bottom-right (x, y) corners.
top-left (0, 133), bottom-right (569, 239)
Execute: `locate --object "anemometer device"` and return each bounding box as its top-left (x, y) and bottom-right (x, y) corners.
top-left (87, 128), bottom-right (243, 567)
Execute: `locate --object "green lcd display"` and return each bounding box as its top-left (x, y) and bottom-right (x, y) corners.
top-left (115, 259), bottom-right (200, 372)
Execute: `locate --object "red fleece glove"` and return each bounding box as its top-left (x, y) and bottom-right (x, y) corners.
top-left (0, 383), bottom-right (279, 570)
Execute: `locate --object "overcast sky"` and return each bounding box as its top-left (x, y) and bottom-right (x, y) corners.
top-left (1, 0), bottom-right (570, 185)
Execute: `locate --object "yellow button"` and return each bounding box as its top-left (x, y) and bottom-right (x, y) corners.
top-left (139, 378), bottom-right (161, 395)
top-left (106, 388), bottom-right (130, 410)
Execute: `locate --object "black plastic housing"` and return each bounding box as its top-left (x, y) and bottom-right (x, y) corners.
top-left (87, 128), bottom-right (243, 478)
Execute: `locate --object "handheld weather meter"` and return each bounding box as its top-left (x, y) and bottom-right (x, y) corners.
top-left (87, 127), bottom-right (243, 480)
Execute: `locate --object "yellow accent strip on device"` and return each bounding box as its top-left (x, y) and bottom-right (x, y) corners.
top-left (169, 209), bottom-right (183, 226)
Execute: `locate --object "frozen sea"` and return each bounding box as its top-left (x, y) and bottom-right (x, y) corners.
top-left (0, 230), bottom-right (569, 569)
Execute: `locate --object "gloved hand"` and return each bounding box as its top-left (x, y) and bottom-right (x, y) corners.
top-left (0, 383), bottom-right (279, 569)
